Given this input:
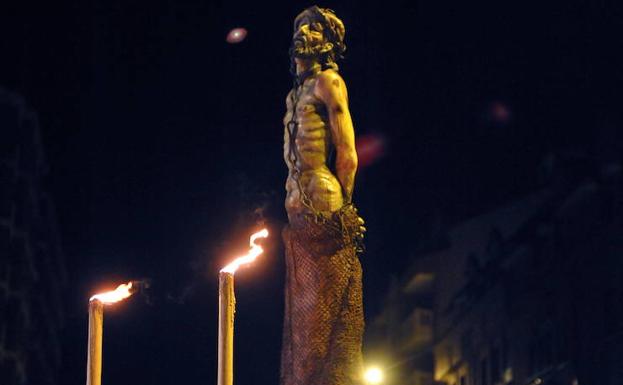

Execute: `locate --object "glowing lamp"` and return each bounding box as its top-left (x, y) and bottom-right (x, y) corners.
top-left (364, 367), bottom-right (384, 384)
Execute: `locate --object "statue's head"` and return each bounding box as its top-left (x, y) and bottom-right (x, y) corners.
top-left (290, 6), bottom-right (346, 73)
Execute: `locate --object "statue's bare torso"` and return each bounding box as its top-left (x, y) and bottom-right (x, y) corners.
top-left (283, 72), bottom-right (344, 219)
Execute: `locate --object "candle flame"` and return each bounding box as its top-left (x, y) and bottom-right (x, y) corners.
top-left (221, 229), bottom-right (269, 274)
top-left (90, 282), bottom-right (135, 304)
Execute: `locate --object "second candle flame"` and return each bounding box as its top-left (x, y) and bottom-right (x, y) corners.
top-left (221, 229), bottom-right (269, 274)
top-left (90, 282), bottom-right (135, 304)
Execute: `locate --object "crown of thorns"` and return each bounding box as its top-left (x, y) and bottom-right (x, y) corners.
top-left (308, 6), bottom-right (346, 58)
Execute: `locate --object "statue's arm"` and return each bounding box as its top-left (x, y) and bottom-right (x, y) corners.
top-left (315, 71), bottom-right (358, 204)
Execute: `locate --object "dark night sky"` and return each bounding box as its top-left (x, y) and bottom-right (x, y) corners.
top-left (1, 1), bottom-right (622, 384)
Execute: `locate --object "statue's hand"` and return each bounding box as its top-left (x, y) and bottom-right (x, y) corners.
top-left (335, 203), bottom-right (366, 252)
top-left (357, 216), bottom-right (366, 234)
top-left (355, 215), bottom-right (365, 252)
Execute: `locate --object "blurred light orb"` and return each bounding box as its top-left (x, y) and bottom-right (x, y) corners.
top-left (488, 101), bottom-right (511, 124)
top-left (226, 27), bottom-right (247, 43)
top-left (364, 367), bottom-right (384, 384)
top-left (356, 133), bottom-right (386, 167)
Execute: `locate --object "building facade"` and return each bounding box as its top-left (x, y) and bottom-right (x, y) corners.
top-left (370, 154), bottom-right (623, 385)
top-left (0, 88), bottom-right (67, 385)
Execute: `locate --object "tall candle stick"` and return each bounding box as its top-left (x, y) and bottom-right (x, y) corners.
top-left (218, 272), bottom-right (235, 385)
top-left (86, 299), bottom-right (104, 385)
top-left (86, 282), bottom-right (135, 385)
top-left (217, 229), bottom-right (268, 385)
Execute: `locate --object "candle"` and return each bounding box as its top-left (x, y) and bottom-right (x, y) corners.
top-left (86, 300), bottom-right (104, 385)
top-left (218, 272), bottom-right (235, 385)
top-left (217, 229), bottom-right (269, 385)
top-left (86, 282), bottom-right (135, 385)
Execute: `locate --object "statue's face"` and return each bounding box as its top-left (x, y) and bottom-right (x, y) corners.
top-left (292, 12), bottom-right (326, 59)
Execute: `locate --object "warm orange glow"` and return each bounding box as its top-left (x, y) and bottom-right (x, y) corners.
top-left (90, 282), bottom-right (135, 304)
top-left (221, 229), bottom-right (269, 274)
top-left (364, 367), bottom-right (384, 384)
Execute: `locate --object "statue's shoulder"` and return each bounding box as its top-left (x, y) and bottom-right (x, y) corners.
top-left (316, 69), bottom-right (343, 87)
top-left (314, 69), bottom-right (347, 104)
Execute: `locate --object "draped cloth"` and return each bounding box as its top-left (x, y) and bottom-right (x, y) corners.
top-left (280, 205), bottom-right (364, 385)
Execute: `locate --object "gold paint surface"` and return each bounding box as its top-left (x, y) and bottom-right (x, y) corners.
top-left (218, 272), bottom-right (235, 385)
top-left (86, 300), bottom-right (104, 385)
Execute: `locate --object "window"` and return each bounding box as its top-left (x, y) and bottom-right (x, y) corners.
top-left (481, 358), bottom-right (488, 385)
top-left (461, 330), bottom-right (473, 357)
top-left (420, 311), bottom-right (432, 326)
top-left (447, 345), bottom-right (455, 367)
top-left (501, 337), bottom-right (509, 369)
top-left (490, 346), bottom-right (501, 383)
top-left (528, 327), bottom-right (555, 375)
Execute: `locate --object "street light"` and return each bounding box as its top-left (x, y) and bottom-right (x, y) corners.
top-left (364, 366), bottom-right (384, 384)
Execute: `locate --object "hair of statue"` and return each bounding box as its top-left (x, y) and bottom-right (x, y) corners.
top-left (289, 6), bottom-right (346, 81)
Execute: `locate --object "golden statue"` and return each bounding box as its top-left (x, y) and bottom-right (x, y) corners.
top-left (281, 6), bottom-right (365, 385)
